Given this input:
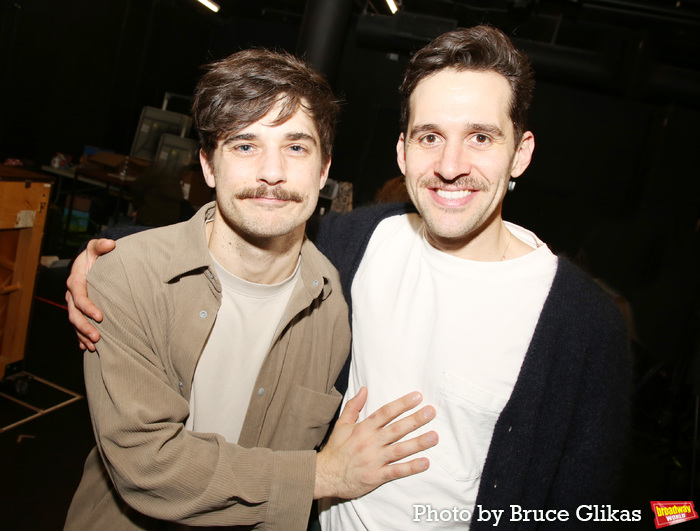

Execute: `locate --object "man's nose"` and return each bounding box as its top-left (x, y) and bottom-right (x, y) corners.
top-left (258, 150), bottom-right (286, 185)
top-left (435, 140), bottom-right (471, 181)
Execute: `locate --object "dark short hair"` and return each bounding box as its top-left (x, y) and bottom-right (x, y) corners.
top-left (193, 49), bottom-right (340, 167)
top-left (399, 25), bottom-right (535, 144)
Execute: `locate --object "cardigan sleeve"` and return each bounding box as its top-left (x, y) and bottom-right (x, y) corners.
top-left (542, 287), bottom-right (632, 511)
top-left (82, 251), bottom-right (316, 530)
top-left (472, 260), bottom-right (632, 531)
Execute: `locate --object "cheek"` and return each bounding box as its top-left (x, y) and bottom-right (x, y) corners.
top-left (403, 150), bottom-right (432, 178)
top-left (403, 175), bottom-right (422, 201)
top-left (476, 155), bottom-right (511, 182)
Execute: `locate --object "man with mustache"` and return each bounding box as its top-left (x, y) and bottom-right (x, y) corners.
top-left (68, 25), bottom-right (630, 529)
top-left (64, 49), bottom-right (437, 531)
top-left (315, 26), bottom-right (630, 529)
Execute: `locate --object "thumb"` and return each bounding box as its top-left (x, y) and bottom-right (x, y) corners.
top-left (337, 386), bottom-right (367, 425)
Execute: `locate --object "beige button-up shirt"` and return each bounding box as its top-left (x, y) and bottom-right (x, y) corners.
top-left (65, 203), bottom-right (351, 530)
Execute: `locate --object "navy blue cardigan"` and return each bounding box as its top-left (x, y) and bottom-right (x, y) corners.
top-left (316, 203), bottom-right (631, 530)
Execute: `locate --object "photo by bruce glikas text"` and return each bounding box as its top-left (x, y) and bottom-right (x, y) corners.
top-left (413, 504), bottom-right (642, 525)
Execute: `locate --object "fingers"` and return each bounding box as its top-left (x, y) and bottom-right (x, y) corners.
top-left (65, 238), bottom-right (114, 352)
top-left (380, 456), bottom-right (431, 483)
top-left (363, 391), bottom-right (424, 430)
top-left (66, 267), bottom-right (102, 322)
top-left (314, 389), bottom-right (437, 500)
top-left (383, 429), bottom-right (438, 467)
top-left (71, 288), bottom-right (103, 323)
top-left (66, 291), bottom-right (99, 351)
top-left (66, 245), bottom-right (104, 322)
top-left (379, 405), bottom-right (436, 446)
top-left (372, 427), bottom-right (438, 485)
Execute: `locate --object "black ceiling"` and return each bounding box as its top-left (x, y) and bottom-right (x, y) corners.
top-left (206, 0), bottom-right (699, 69)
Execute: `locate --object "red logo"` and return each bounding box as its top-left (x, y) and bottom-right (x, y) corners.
top-left (650, 501), bottom-right (699, 528)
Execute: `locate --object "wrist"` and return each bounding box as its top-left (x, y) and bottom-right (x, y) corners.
top-left (313, 450), bottom-right (333, 500)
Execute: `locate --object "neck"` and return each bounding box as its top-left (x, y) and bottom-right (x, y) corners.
top-left (206, 216), bottom-right (304, 284)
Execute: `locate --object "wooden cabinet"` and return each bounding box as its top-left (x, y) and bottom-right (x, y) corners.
top-left (0, 166), bottom-right (52, 379)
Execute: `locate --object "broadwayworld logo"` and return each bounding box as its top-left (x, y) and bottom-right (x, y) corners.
top-left (650, 501), bottom-right (699, 528)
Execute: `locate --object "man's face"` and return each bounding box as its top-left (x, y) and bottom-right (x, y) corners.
top-left (397, 69), bottom-right (534, 256)
top-left (201, 101), bottom-right (330, 242)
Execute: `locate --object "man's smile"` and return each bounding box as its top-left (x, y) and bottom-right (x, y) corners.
top-left (434, 189), bottom-right (473, 200)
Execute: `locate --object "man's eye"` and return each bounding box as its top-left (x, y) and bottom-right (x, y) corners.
top-left (474, 134), bottom-right (490, 144)
top-left (289, 145), bottom-right (306, 153)
top-left (421, 134), bottom-right (438, 144)
top-left (235, 144), bottom-right (253, 152)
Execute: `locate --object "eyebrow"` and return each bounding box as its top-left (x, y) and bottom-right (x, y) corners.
top-left (285, 132), bottom-right (318, 145)
top-left (409, 122), bottom-right (506, 140)
top-left (224, 133), bottom-right (256, 143)
top-left (224, 131), bottom-right (318, 145)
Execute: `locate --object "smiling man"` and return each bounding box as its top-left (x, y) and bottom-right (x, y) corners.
top-left (397, 68), bottom-right (534, 260)
top-left (64, 49), bottom-right (438, 531)
top-left (315, 27), bottom-right (630, 529)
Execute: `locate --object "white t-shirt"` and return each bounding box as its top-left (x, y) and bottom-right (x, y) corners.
top-left (185, 253), bottom-right (300, 444)
top-left (319, 214), bottom-right (557, 529)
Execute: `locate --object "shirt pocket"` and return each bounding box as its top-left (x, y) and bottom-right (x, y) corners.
top-left (426, 372), bottom-right (507, 482)
top-left (283, 385), bottom-right (343, 450)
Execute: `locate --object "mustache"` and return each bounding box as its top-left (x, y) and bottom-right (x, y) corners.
top-left (235, 184), bottom-right (303, 202)
top-left (421, 176), bottom-right (488, 192)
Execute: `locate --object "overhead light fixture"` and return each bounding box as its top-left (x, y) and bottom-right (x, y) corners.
top-left (386, 0), bottom-right (399, 15)
top-left (197, 0), bottom-right (220, 13)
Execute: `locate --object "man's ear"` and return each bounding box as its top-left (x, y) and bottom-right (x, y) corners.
top-left (510, 131), bottom-right (535, 179)
top-left (200, 150), bottom-right (216, 189)
top-left (396, 132), bottom-right (407, 175)
top-left (319, 157), bottom-right (331, 190)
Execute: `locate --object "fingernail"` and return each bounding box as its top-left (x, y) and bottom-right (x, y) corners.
top-left (410, 392), bottom-right (421, 404)
top-left (422, 406), bottom-right (436, 420)
top-left (426, 432), bottom-right (438, 444)
top-left (417, 458), bottom-right (429, 471)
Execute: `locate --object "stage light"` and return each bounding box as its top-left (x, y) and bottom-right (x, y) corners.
top-left (197, 0), bottom-right (220, 13)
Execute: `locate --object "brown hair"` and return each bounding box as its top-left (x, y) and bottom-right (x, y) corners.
top-left (193, 49), bottom-right (340, 167)
top-left (399, 26), bottom-right (535, 144)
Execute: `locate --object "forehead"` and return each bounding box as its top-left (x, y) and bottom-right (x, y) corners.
top-left (251, 100), bottom-right (319, 135)
top-left (218, 98), bottom-right (319, 147)
top-left (408, 69), bottom-right (513, 133)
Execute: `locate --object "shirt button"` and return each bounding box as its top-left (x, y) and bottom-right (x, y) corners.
top-left (179, 381), bottom-right (183, 387)
top-left (508, 425), bottom-right (513, 432)
top-left (257, 388), bottom-right (265, 396)
top-left (208, 271), bottom-right (214, 279)
top-left (199, 310), bottom-right (208, 318)
top-left (312, 279), bottom-right (319, 287)
top-left (493, 479), bottom-right (498, 488)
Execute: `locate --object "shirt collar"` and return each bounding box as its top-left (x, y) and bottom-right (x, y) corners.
top-left (162, 202), bottom-right (334, 300)
top-left (297, 237), bottom-right (334, 301)
top-left (162, 202), bottom-right (217, 285)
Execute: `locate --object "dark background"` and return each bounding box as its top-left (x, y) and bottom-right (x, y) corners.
top-left (2, 0), bottom-right (700, 525)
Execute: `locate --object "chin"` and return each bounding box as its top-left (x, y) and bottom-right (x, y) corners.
top-left (246, 224), bottom-right (300, 240)
top-left (421, 211), bottom-right (472, 236)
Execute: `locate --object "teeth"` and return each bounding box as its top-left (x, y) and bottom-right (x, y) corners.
top-left (435, 189), bottom-right (472, 199)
